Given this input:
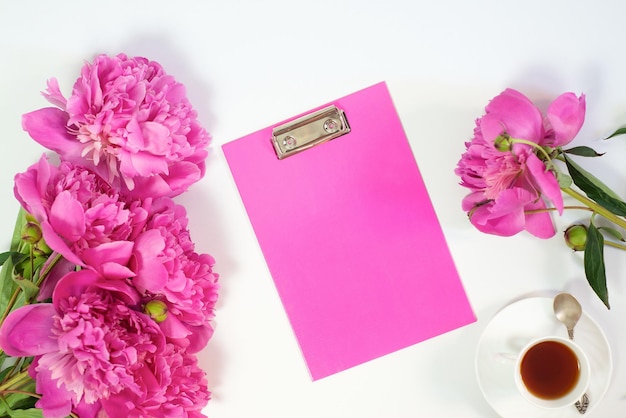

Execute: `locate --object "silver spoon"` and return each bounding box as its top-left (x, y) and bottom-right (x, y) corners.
top-left (553, 292), bottom-right (589, 414)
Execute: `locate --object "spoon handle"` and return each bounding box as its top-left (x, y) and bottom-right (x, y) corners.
top-left (576, 393), bottom-right (589, 414)
top-left (568, 330), bottom-right (588, 413)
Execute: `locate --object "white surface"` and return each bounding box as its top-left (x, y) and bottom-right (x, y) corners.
top-left (2, 1), bottom-right (626, 417)
top-left (476, 295), bottom-right (611, 417)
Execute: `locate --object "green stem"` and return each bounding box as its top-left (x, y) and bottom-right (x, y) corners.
top-left (605, 240), bottom-right (626, 251)
top-left (29, 246), bottom-right (34, 282)
top-left (0, 370), bottom-right (31, 392)
top-left (34, 252), bottom-right (62, 288)
top-left (562, 187), bottom-right (626, 230)
top-left (565, 205), bottom-right (595, 212)
top-left (0, 389), bottom-right (39, 398)
top-left (0, 287), bottom-right (21, 326)
top-left (511, 138), bottom-right (553, 161)
top-left (525, 205), bottom-right (595, 215)
top-left (3, 356), bottom-right (29, 382)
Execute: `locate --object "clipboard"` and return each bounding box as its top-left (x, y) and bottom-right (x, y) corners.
top-left (222, 82), bottom-right (475, 380)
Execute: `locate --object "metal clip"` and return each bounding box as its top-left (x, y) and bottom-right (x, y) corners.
top-left (271, 105), bottom-right (350, 159)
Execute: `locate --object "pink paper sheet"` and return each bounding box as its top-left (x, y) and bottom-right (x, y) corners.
top-left (223, 82), bottom-right (475, 380)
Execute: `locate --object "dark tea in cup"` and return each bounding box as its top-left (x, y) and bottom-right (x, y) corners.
top-left (519, 340), bottom-right (580, 399)
top-left (514, 336), bottom-right (590, 409)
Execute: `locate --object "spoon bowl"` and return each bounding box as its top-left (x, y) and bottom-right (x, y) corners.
top-left (553, 293), bottom-right (583, 339)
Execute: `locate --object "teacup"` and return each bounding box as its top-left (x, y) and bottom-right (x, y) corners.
top-left (514, 336), bottom-right (590, 409)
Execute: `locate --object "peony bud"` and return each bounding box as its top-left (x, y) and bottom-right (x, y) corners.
top-left (494, 133), bottom-right (512, 152)
top-left (21, 221), bottom-right (42, 245)
top-left (144, 300), bottom-right (168, 323)
top-left (34, 238), bottom-right (52, 256)
top-left (564, 224), bottom-right (587, 251)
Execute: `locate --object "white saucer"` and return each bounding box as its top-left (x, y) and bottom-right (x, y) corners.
top-left (475, 296), bottom-right (612, 417)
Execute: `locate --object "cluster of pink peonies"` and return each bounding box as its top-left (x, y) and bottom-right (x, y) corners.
top-left (0, 53), bottom-right (217, 417)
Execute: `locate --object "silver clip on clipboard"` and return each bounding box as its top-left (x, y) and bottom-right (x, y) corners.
top-left (271, 105), bottom-right (350, 159)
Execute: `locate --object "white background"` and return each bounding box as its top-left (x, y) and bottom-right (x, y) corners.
top-left (2, 1), bottom-right (626, 417)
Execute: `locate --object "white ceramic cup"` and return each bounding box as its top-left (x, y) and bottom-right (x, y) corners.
top-left (514, 336), bottom-right (590, 409)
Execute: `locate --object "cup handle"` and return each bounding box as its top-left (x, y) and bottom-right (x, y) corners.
top-left (494, 352), bottom-right (517, 363)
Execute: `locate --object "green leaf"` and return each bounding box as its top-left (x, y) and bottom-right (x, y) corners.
top-left (0, 256), bottom-right (19, 316)
top-left (598, 226), bottom-right (625, 242)
top-left (0, 253), bottom-right (27, 268)
top-left (605, 126), bottom-right (626, 139)
top-left (563, 146), bottom-right (605, 157)
top-left (0, 377), bottom-right (38, 415)
top-left (0, 252), bottom-right (14, 266)
top-left (15, 255), bottom-right (47, 285)
top-left (555, 171), bottom-right (572, 189)
top-left (11, 277), bottom-right (39, 302)
top-left (0, 366), bottom-right (14, 384)
top-left (0, 209), bottom-right (31, 318)
top-left (584, 223), bottom-right (609, 309)
top-left (564, 154), bottom-right (626, 216)
top-left (5, 408), bottom-right (43, 418)
top-left (9, 209), bottom-right (28, 253)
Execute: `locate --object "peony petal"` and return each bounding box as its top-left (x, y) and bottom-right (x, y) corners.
top-left (526, 153), bottom-right (564, 213)
top-left (133, 230), bottom-right (168, 293)
top-left (546, 92), bottom-right (586, 147)
top-left (97, 262), bottom-right (136, 280)
top-left (34, 365), bottom-right (74, 418)
top-left (140, 121), bottom-right (171, 154)
top-left (35, 154), bottom-right (53, 196)
top-left (483, 89), bottom-right (544, 142)
top-left (92, 279), bottom-right (141, 306)
top-left (523, 198), bottom-right (557, 238)
top-left (122, 160), bottom-right (202, 199)
top-left (479, 114), bottom-right (509, 144)
top-left (470, 205), bottom-right (524, 237)
top-left (0, 304), bottom-right (57, 356)
top-left (38, 257), bottom-right (77, 301)
top-left (52, 269), bottom-right (100, 309)
top-left (163, 160), bottom-right (202, 191)
top-left (13, 155), bottom-right (51, 221)
top-left (126, 175), bottom-right (172, 199)
top-left (468, 188), bottom-right (534, 236)
top-left (71, 400), bottom-right (103, 418)
top-left (21, 108), bottom-right (81, 158)
top-left (49, 190), bottom-right (86, 242)
top-left (81, 241), bottom-right (135, 279)
top-left (461, 191), bottom-right (489, 212)
top-left (40, 221), bottom-right (83, 266)
top-left (42, 78), bottom-right (68, 108)
top-left (185, 323), bottom-right (215, 353)
top-left (124, 117), bottom-right (146, 151)
top-left (160, 315), bottom-right (192, 339)
top-left (124, 150), bottom-right (170, 177)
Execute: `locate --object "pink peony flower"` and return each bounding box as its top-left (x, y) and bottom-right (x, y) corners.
top-left (103, 343), bottom-right (210, 417)
top-left (0, 269), bottom-right (161, 417)
top-left (162, 344), bottom-right (210, 417)
top-left (21, 53), bottom-right (210, 199)
top-left (131, 197), bottom-right (219, 352)
top-left (456, 89), bottom-right (585, 237)
top-left (0, 268), bottom-right (211, 418)
top-left (14, 154), bottom-right (150, 276)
